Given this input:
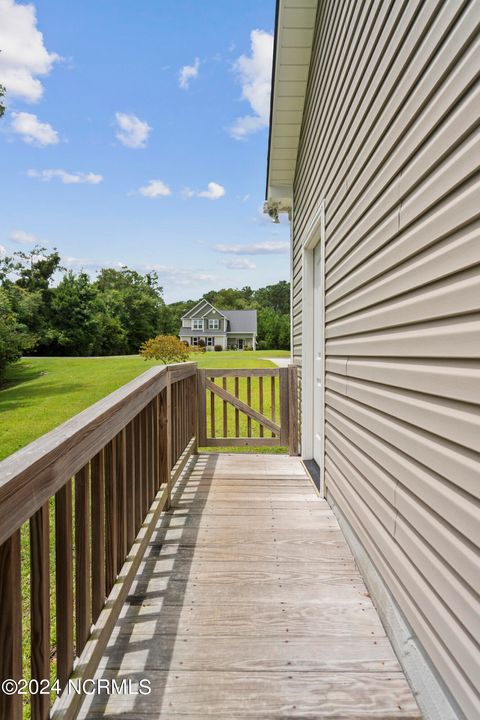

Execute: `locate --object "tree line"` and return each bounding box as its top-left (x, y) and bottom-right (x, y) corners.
top-left (0, 246), bottom-right (290, 377)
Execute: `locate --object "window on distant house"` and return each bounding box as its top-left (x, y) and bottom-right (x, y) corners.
top-left (192, 337), bottom-right (199, 346)
top-left (208, 319), bottom-right (219, 329)
top-left (192, 319), bottom-right (203, 330)
top-left (206, 337), bottom-right (214, 346)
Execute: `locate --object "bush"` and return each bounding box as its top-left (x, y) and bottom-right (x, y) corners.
top-left (198, 338), bottom-right (205, 348)
top-left (244, 344), bottom-right (253, 351)
top-left (139, 335), bottom-right (190, 363)
top-left (214, 344), bottom-right (223, 352)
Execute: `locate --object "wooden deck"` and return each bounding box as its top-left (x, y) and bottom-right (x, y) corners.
top-left (77, 454), bottom-right (420, 719)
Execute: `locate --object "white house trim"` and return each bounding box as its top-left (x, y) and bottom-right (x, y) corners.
top-left (301, 200), bottom-right (325, 498)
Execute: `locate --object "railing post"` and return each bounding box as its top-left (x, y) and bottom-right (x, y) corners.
top-left (166, 369), bottom-right (173, 509)
top-left (197, 369), bottom-right (207, 447)
top-left (288, 364), bottom-right (300, 456)
top-left (279, 367), bottom-right (289, 446)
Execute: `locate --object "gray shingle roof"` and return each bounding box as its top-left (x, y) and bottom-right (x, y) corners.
top-left (222, 310), bottom-right (257, 333)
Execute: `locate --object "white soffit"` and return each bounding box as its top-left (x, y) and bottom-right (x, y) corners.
top-left (266, 0), bottom-right (318, 201)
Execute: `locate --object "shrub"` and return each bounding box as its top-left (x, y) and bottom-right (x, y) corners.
top-left (214, 344), bottom-right (223, 352)
top-left (244, 344), bottom-right (253, 351)
top-left (198, 339), bottom-right (205, 348)
top-left (139, 335), bottom-right (190, 363)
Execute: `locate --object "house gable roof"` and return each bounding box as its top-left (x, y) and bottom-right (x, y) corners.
top-left (181, 299), bottom-right (213, 319)
top-left (223, 310), bottom-right (257, 334)
top-left (266, 0), bottom-right (319, 204)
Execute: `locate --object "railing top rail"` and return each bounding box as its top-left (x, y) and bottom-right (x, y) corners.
top-left (202, 368), bottom-right (279, 377)
top-left (0, 361), bottom-right (197, 545)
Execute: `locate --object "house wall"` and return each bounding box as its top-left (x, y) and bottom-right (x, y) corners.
top-left (291, 2), bottom-right (480, 719)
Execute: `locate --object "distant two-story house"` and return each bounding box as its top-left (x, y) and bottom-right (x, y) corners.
top-left (179, 299), bottom-right (257, 350)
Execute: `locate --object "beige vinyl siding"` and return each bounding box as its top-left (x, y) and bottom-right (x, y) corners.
top-left (291, 1), bottom-right (480, 718)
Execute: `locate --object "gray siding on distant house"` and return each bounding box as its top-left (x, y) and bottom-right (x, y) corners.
top-left (292, 1), bottom-right (480, 718)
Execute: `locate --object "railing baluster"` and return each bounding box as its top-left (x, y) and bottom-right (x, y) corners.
top-left (105, 440), bottom-right (118, 595)
top-left (271, 376), bottom-right (276, 438)
top-left (141, 408), bottom-right (149, 517)
top-left (30, 502), bottom-right (50, 719)
top-left (55, 481), bottom-right (73, 691)
top-left (126, 421), bottom-right (136, 549)
top-left (247, 376), bottom-right (252, 437)
top-left (117, 430), bottom-right (127, 573)
top-left (153, 398), bottom-right (160, 493)
top-left (235, 376), bottom-right (240, 437)
top-left (148, 402), bottom-right (155, 504)
top-left (259, 376), bottom-right (264, 437)
top-left (210, 379), bottom-right (216, 438)
top-left (91, 451), bottom-right (105, 624)
top-left (158, 388), bottom-right (167, 486)
top-left (75, 464), bottom-right (90, 656)
top-left (134, 414), bottom-right (142, 535)
top-left (223, 376), bottom-right (228, 437)
top-left (0, 530), bottom-right (22, 720)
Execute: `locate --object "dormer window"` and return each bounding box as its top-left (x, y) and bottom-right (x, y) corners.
top-left (192, 319), bottom-right (203, 330)
top-left (208, 319), bottom-right (219, 330)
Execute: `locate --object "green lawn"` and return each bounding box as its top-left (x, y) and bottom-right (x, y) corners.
top-left (0, 351), bottom-right (290, 460)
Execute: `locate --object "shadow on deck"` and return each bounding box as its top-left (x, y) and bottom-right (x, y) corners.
top-left (78, 453), bottom-right (420, 719)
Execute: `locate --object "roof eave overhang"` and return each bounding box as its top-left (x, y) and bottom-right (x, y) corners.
top-left (265, 0), bottom-right (319, 208)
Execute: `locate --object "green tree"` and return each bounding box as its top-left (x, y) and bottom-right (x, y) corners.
top-left (95, 267), bottom-right (168, 353)
top-left (0, 246), bottom-right (63, 353)
top-left (50, 272), bottom-right (105, 355)
top-left (0, 287), bottom-right (36, 378)
top-left (254, 280), bottom-right (290, 315)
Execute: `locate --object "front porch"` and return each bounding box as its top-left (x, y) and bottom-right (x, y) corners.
top-left (0, 363), bottom-right (420, 719)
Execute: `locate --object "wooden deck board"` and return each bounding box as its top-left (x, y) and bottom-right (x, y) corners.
top-left (77, 453), bottom-right (420, 719)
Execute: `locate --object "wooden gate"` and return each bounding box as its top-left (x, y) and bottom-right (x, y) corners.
top-left (197, 366), bottom-right (299, 455)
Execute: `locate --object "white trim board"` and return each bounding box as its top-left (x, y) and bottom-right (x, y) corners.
top-left (301, 200), bottom-right (326, 498)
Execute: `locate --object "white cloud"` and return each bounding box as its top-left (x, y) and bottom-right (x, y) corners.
top-left (146, 263), bottom-right (214, 283)
top-left (10, 229), bottom-right (39, 245)
top-left (0, 0), bottom-right (60, 103)
top-left (136, 179), bottom-right (172, 198)
top-left (63, 256), bottom-right (126, 271)
top-left (214, 241), bottom-right (289, 255)
top-left (10, 111), bottom-right (59, 146)
top-left (223, 257), bottom-right (256, 270)
top-left (230, 29), bottom-right (273, 140)
top-left (178, 58), bottom-right (200, 89)
top-left (115, 112), bottom-right (151, 149)
top-left (27, 169), bottom-right (103, 184)
top-left (197, 182), bottom-right (225, 200)
top-left (182, 182), bottom-right (226, 200)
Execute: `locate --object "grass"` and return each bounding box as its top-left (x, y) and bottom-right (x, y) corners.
top-left (0, 350), bottom-right (290, 460)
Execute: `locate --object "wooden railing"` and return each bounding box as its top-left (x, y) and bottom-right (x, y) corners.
top-left (197, 365), bottom-right (299, 455)
top-left (0, 362), bottom-right (197, 720)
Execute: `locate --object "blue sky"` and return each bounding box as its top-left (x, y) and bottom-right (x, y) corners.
top-left (0, 0), bottom-right (290, 302)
